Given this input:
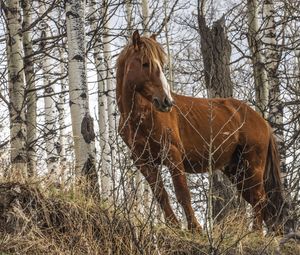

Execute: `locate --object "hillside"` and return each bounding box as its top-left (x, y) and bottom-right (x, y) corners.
top-left (0, 182), bottom-right (299, 255)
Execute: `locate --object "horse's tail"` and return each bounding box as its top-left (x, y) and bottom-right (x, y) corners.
top-left (263, 131), bottom-right (288, 230)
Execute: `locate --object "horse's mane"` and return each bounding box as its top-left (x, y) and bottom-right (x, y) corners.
top-left (116, 37), bottom-right (167, 84)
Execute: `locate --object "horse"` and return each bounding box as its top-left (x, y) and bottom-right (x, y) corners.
top-left (116, 30), bottom-right (288, 232)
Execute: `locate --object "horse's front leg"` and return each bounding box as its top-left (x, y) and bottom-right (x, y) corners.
top-left (137, 161), bottom-right (180, 227)
top-left (165, 145), bottom-right (202, 232)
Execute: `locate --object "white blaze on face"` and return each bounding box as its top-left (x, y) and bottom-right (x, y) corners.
top-left (154, 59), bottom-right (173, 102)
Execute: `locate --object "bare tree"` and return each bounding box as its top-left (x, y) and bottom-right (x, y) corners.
top-left (89, 0), bottom-right (112, 201)
top-left (197, 1), bottom-right (237, 223)
top-left (22, 0), bottom-right (37, 177)
top-left (247, 0), bottom-right (269, 117)
top-left (57, 47), bottom-right (68, 185)
top-left (262, 0), bottom-right (286, 183)
top-left (5, 0), bottom-right (28, 180)
top-left (65, 0), bottom-right (98, 195)
top-left (39, 1), bottom-right (60, 181)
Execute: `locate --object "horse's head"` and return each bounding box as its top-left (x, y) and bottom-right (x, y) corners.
top-left (119, 30), bottom-right (174, 112)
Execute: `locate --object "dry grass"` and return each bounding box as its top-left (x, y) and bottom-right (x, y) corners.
top-left (0, 182), bottom-right (299, 255)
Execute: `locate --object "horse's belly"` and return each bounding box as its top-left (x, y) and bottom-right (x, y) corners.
top-left (182, 136), bottom-right (238, 173)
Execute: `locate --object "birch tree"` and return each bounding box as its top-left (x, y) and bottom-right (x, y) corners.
top-left (57, 47), bottom-right (67, 185)
top-left (22, 0), bottom-right (37, 177)
top-left (247, 0), bottom-right (269, 117)
top-left (126, 0), bottom-right (133, 36)
top-left (262, 0), bottom-right (297, 230)
top-left (163, 0), bottom-right (174, 89)
top-left (141, 0), bottom-right (150, 36)
top-left (39, 1), bottom-right (60, 181)
top-left (89, 0), bottom-right (112, 201)
top-left (137, 0), bottom-right (152, 214)
top-left (65, 0), bottom-right (98, 195)
top-left (262, 0), bottom-right (286, 184)
top-left (102, 0), bottom-right (116, 172)
top-left (5, 0), bottom-right (28, 180)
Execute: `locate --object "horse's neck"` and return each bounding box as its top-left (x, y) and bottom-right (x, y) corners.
top-left (117, 78), bottom-right (141, 120)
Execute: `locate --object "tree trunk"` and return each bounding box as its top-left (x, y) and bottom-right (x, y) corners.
top-left (141, 0), bottom-right (150, 36)
top-left (39, 1), bottom-right (60, 183)
top-left (163, 0), bottom-right (174, 89)
top-left (57, 48), bottom-right (67, 186)
top-left (247, 0), bottom-right (269, 117)
top-left (22, 0), bottom-right (37, 178)
top-left (139, 0), bottom-right (153, 215)
top-left (89, 0), bottom-right (112, 202)
top-left (198, 16), bottom-right (233, 98)
top-left (102, 2), bottom-right (116, 195)
top-left (263, 0), bottom-right (296, 231)
top-left (6, 0), bottom-right (28, 180)
top-left (126, 0), bottom-right (133, 36)
top-left (262, 0), bottom-right (286, 186)
top-left (65, 0), bottom-right (99, 196)
top-left (198, 13), bottom-right (237, 222)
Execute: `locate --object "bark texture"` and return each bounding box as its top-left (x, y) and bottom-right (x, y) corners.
top-left (96, 0), bottom-right (114, 201)
top-left (198, 15), bottom-right (237, 222)
top-left (22, 0), bottom-right (37, 177)
top-left (6, 0), bottom-right (28, 180)
top-left (66, 0), bottom-right (98, 196)
top-left (39, 1), bottom-right (60, 181)
top-left (263, 0), bottom-right (295, 231)
top-left (141, 0), bottom-right (150, 36)
top-left (198, 16), bottom-right (233, 98)
top-left (262, 0), bottom-right (286, 184)
top-left (247, 0), bottom-right (269, 117)
top-left (57, 48), bottom-right (67, 185)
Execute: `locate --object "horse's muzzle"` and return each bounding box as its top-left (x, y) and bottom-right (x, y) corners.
top-left (153, 96), bottom-right (174, 112)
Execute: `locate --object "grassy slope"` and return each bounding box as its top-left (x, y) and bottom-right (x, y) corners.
top-left (0, 182), bottom-right (299, 255)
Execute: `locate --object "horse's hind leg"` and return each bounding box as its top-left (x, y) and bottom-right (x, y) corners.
top-left (239, 180), bottom-right (265, 231)
top-left (236, 151), bottom-right (267, 231)
top-left (165, 145), bottom-right (201, 231)
top-left (137, 162), bottom-right (180, 227)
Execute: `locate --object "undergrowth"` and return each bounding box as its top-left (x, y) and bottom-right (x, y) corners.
top-left (0, 182), bottom-right (299, 255)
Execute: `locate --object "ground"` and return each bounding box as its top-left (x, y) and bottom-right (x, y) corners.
top-left (0, 182), bottom-right (299, 255)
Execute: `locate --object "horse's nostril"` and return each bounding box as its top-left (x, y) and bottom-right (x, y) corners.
top-left (163, 97), bottom-right (173, 108)
top-left (153, 97), bottom-right (160, 108)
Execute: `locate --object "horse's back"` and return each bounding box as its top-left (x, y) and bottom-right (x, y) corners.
top-left (173, 95), bottom-right (270, 171)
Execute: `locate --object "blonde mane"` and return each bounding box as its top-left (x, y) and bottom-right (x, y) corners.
top-left (117, 36), bottom-right (167, 75)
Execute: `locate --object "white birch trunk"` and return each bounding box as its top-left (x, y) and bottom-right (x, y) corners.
top-left (164, 0), bottom-right (174, 89)
top-left (141, 0), bottom-right (150, 36)
top-left (262, 0), bottom-right (287, 185)
top-left (66, 0), bottom-right (98, 191)
top-left (124, 0), bottom-right (144, 214)
top-left (23, 0), bottom-right (37, 177)
top-left (139, 0), bottom-right (152, 215)
top-left (247, 0), bottom-right (269, 117)
top-left (6, 0), bottom-right (28, 180)
top-left (57, 48), bottom-right (67, 186)
top-left (126, 0), bottom-right (133, 36)
top-left (39, 2), bottom-right (60, 182)
top-left (101, 0), bottom-right (117, 200)
top-left (89, 0), bottom-right (112, 201)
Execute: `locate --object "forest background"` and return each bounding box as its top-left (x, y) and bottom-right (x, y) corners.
top-left (0, 0), bottom-right (299, 254)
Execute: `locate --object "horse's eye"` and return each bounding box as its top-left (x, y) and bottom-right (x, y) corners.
top-left (143, 63), bottom-right (149, 68)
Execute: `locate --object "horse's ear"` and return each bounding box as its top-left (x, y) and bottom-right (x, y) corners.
top-left (150, 33), bottom-right (157, 41)
top-left (132, 30), bottom-right (141, 49)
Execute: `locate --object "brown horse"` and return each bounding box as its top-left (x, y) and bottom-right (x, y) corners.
top-left (116, 30), bottom-right (287, 232)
